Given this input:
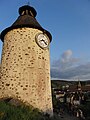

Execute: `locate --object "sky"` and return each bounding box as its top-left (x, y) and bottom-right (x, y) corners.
top-left (0, 0), bottom-right (90, 80)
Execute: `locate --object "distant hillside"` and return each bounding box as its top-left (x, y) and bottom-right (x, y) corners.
top-left (51, 79), bottom-right (90, 89)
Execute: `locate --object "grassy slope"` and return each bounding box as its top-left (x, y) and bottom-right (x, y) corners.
top-left (0, 100), bottom-right (59, 120)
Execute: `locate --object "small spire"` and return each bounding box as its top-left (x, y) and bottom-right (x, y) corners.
top-left (77, 79), bottom-right (81, 91)
top-left (27, 0), bottom-right (30, 6)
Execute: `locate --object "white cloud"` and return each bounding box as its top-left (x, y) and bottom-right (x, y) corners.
top-left (51, 49), bottom-right (90, 80)
top-left (52, 49), bottom-right (80, 71)
top-left (61, 49), bottom-right (72, 63)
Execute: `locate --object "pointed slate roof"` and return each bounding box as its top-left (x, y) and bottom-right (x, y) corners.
top-left (1, 5), bottom-right (52, 42)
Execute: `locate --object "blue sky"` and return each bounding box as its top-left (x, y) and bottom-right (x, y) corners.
top-left (0, 0), bottom-right (90, 80)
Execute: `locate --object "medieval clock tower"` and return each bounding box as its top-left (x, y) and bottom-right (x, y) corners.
top-left (0, 5), bottom-right (53, 115)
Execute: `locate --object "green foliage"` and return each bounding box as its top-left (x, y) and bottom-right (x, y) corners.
top-left (52, 90), bottom-right (58, 108)
top-left (0, 100), bottom-right (60, 120)
top-left (0, 101), bottom-right (42, 120)
top-left (79, 101), bottom-right (90, 119)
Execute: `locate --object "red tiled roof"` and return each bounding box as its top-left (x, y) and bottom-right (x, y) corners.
top-left (69, 85), bottom-right (90, 92)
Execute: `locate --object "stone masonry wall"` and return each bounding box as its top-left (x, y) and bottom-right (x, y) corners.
top-left (0, 27), bottom-right (53, 115)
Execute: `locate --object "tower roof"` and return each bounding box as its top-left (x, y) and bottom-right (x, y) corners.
top-left (0, 5), bottom-right (52, 42)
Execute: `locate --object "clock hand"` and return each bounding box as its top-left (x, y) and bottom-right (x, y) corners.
top-left (41, 39), bottom-right (48, 45)
top-left (44, 41), bottom-right (48, 45)
top-left (41, 39), bottom-right (44, 42)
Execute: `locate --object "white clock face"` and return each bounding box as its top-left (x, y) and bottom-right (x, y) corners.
top-left (35, 33), bottom-right (50, 49)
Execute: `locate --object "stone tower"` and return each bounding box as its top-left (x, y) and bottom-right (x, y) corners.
top-left (0, 5), bottom-right (53, 115)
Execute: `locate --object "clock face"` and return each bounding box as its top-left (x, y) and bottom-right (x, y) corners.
top-left (35, 33), bottom-right (50, 49)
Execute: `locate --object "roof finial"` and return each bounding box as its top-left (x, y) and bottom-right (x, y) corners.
top-left (27, 0), bottom-right (30, 5)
